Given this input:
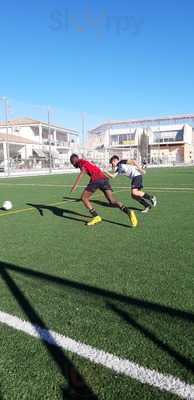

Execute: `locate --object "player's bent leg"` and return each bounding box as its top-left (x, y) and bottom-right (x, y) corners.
top-left (131, 188), bottom-right (152, 212)
top-left (81, 190), bottom-right (93, 209)
top-left (82, 190), bottom-right (102, 226)
top-left (103, 190), bottom-right (123, 208)
top-left (104, 190), bottom-right (138, 227)
top-left (103, 190), bottom-right (115, 206)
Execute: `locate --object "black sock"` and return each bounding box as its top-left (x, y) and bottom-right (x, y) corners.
top-left (120, 205), bottom-right (130, 214)
top-left (89, 208), bottom-right (98, 217)
top-left (144, 193), bottom-right (152, 201)
top-left (142, 193), bottom-right (153, 207)
top-left (136, 197), bottom-right (150, 208)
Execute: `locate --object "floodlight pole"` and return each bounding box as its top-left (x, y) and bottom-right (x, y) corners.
top-left (81, 112), bottom-right (85, 146)
top-left (48, 107), bottom-right (52, 174)
top-left (0, 97), bottom-right (10, 176)
top-left (158, 121), bottom-right (160, 165)
top-left (5, 98), bottom-right (10, 176)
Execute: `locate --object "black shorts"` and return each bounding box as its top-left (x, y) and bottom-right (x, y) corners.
top-left (86, 179), bottom-right (112, 193)
top-left (131, 175), bottom-right (143, 189)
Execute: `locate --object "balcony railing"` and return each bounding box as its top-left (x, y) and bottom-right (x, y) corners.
top-left (56, 141), bottom-right (69, 147)
top-left (110, 141), bottom-right (136, 146)
top-left (153, 137), bottom-right (183, 143)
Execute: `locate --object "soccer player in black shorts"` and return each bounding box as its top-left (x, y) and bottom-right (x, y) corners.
top-left (70, 154), bottom-right (138, 226)
top-left (106, 155), bottom-right (157, 213)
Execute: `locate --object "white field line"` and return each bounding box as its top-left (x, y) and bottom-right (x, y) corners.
top-left (0, 187), bottom-right (191, 218)
top-left (0, 182), bottom-right (193, 191)
top-left (106, 188), bottom-right (194, 194)
top-left (0, 183), bottom-right (75, 187)
top-left (145, 190), bottom-right (194, 193)
top-left (108, 188), bottom-right (194, 194)
top-left (145, 187), bottom-right (194, 191)
top-left (112, 187), bottom-right (194, 192)
top-left (0, 310), bottom-right (193, 399)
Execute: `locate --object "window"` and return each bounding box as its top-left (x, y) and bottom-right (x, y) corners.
top-left (111, 133), bottom-right (135, 145)
top-left (153, 130), bottom-right (183, 143)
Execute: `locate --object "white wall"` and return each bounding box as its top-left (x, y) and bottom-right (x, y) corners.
top-left (13, 126), bottom-right (39, 142)
top-left (183, 124), bottom-right (193, 144)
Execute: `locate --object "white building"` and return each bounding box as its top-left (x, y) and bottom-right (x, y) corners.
top-left (0, 118), bottom-right (79, 170)
top-left (87, 115), bottom-right (194, 166)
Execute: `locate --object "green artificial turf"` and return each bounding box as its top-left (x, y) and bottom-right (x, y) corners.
top-left (0, 167), bottom-right (193, 399)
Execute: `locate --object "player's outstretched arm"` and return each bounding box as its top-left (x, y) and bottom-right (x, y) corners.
top-left (104, 170), bottom-right (118, 179)
top-left (129, 160), bottom-right (146, 175)
top-left (71, 170), bottom-right (86, 192)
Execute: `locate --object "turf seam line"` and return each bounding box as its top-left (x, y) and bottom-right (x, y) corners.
top-left (0, 310), bottom-right (193, 399)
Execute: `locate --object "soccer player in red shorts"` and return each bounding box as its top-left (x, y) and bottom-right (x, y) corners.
top-left (70, 154), bottom-right (138, 227)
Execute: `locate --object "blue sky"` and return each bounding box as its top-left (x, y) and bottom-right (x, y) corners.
top-left (1, 0), bottom-right (194, 132)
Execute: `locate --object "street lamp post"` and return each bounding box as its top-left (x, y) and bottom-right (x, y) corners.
top-left (81, 112), bottom-right (86, 146)
top-left (48, 107), bottom-right (52, 174)
top-left (0, 96), bottom-right (10, 176)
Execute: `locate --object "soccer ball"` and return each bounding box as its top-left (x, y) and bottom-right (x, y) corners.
top-left (2, 201), bottom-right (13, 211)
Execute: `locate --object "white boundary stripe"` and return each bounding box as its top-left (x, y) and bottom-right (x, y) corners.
top-left (145, 187), bottom-right (194, 191)
top-left (0, 183), bottom-right (193, 191)
top-left (0, 183), bottom-right (74, 187)
top-left (0, 310), bottom-right (193, 399)
top-left (145, 190), bottom-right (194, 193)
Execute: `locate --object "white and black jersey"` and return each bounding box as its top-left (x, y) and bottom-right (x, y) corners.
top-left (115, 160), bottom-right (143, 189)
top-left (115, 160), bottom-right (141, 179)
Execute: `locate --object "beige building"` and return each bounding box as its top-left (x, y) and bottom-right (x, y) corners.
top-left (0, 118), bottom-right (78, 171)
top-left (87, 115), bottom-right (194, 166)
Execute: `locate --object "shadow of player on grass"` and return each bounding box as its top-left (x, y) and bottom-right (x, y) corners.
top-left (0, 261), bottom-right (98, 400)
top-left (63, 196), bottom-right (142, 212)
top-left (106, 302), bottom-right (194, 375)
top-left (0, 262), bottom-right (194, 384)
top-left (26, 203), bottom-right (89, 223)
top-left (27, 203), bottom-right (132, 229)
top-left (2, 260), bottom-right (194, 378)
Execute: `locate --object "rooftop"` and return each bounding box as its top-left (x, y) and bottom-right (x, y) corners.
top-left (0, 132), bottom-right (37, 145)
top-left (89, 114), bottom-right (194, 133)
top-left (0, 117), bottom-right (78, 135)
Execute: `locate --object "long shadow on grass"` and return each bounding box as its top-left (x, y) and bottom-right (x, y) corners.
top-left (2, 261), bottom-right (194, 375)
top-left (27, 202), bottom-right (88, 223)
top-left (107, 302), bottom-right (194, 374)
top-left (63, 197), bottom-right (142, 212)
top-left (3, 261), bottom-right (194, 324)
top-left (93, 200), bottom-right (142, 212)
top-left (27, 203), bottom-right (131, 229)
top-left (0, 263), bottom-right (98, 400)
